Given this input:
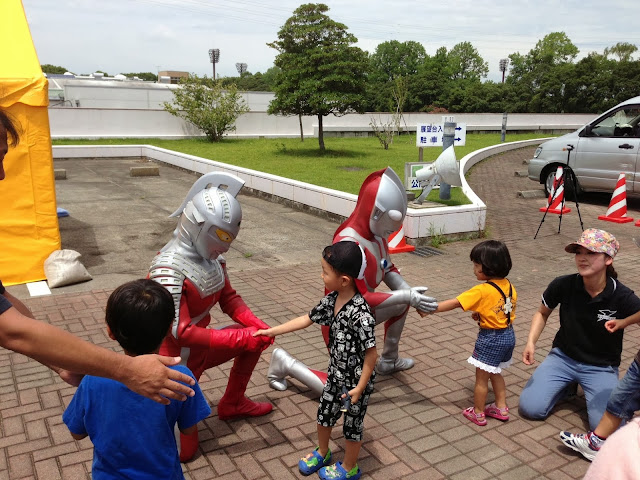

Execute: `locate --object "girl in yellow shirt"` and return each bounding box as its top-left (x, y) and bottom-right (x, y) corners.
top-left (430, 240), bottom-right (516, 426)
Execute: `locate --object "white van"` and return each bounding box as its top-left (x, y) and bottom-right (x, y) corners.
top-left (528, 96), bottom-right (640, 197)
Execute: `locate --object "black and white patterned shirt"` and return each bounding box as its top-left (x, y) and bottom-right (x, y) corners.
top-left (309, 291), bottom-right (376, 388)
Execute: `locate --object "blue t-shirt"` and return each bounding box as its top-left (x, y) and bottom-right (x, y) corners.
top-left (63, 364), bottom-right (210, 480)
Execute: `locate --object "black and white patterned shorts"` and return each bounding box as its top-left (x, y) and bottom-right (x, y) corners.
top-left (317, 376), bottom-right (374, 442)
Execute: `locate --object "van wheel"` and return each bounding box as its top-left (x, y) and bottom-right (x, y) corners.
top-left (543, 165), bottom-right (581, 200)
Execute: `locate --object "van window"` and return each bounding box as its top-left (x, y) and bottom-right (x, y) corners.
top-left (591, 106), bottom-right (640, 138)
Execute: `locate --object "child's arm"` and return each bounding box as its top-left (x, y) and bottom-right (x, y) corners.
top-left (418, 297), bottom-right (462, 317)
top-left (253, 315), bottom-right (313, 337)
top-left (605, 310), bottom-right (640, 333)
top-left (348, 346), bottom-right (377, 404)
top-left (435, 298), bottom-right (462, 313)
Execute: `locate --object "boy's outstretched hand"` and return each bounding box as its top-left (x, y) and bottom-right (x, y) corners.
top-left (605, 319), bottom-right (623, 333)
top-left (253, 328), bottom-right (274, 337)
top-left (124, 355), bottom-right (195, 405)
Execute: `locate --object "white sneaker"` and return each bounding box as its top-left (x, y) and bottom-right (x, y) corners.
top-left (559, 431), bottom-right (600, 461)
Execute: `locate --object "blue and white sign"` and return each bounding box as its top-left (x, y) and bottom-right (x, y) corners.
top-left (416, 123), bottom-right (467, 147)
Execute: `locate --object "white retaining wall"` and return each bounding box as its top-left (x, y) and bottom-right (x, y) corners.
top-left (52, 138), bottom-right (546, 241)
top-left (49, 108), bottom-right (595, 140)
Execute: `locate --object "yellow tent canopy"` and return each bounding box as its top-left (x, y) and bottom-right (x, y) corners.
top-left (0, 0), bottom-right (60, 285)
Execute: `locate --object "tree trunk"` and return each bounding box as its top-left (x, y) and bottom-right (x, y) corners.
top-left (298, 113), bottom-right (304, 142)
top-left (318, 114), bottom-right (325, 151)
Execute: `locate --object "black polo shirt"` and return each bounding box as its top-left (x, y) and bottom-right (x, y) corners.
top-left (543, 274), bottom-right (640, 367)
top-left (0, 280), bottom-right (10, 315)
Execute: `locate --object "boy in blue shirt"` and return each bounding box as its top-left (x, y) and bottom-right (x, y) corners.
top-left (63, 279), bottom-right (211, 479)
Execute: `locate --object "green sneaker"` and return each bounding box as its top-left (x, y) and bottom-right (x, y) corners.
top-left (298, 447), bottom-right (331, 475)
top-left (318, 461), bottom-right (361, 480)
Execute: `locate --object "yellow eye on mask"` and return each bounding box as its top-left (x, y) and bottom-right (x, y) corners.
top-left (216, 229), bottom-right (233, 243)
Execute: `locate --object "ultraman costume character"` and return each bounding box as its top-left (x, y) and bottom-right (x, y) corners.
top-left (149, 172), bottom-right (273, 462)
top-left (267, 168), bottom-right (437, 397)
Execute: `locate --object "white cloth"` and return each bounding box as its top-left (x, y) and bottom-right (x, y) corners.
top-left (584, 417), bottom-right (640, 480)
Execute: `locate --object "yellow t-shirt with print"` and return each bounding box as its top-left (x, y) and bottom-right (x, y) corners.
top-left (456, 278), bottom-right (517, 329)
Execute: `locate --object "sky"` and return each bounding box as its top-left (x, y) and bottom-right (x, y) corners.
top-left (21, 0), bottom-right (640, 83)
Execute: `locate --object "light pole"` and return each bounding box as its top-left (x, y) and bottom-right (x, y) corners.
top-left (208, 48), bottom-right (220, 80)
top-left (235, 63), bottom-right (247, 75)
top-left (499, 58), bottom-right (509, 83)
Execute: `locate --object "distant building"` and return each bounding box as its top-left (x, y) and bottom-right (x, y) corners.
top-left (158, 71), bottom-right (189, 84)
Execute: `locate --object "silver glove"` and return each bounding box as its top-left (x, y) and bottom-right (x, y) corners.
top-left (409, 286), bottom-right (437, 313)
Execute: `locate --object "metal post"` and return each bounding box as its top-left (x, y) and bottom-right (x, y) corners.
top-left (501, 112), bottom-right (508, 143)
top-left (439, 121), bottom-right (455, 200)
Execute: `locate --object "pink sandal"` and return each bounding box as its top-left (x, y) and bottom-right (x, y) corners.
top-left (462, 407), bottom-right (487, 426)
top-left (484, 403), bottom-right (509, 421)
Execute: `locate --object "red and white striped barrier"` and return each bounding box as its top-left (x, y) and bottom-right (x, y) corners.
top-left (540, 165), bottom-right (571, 214)
top-left (387, 225), bottom-right (415, 254)
top-left (599, 173), bottom-right (634, 224)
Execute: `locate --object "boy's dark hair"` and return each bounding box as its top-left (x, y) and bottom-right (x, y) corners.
top-left (322, 241), bottom-right (363, 279)
top-left (0, 109), bottom-right (21, 147)
top-left (469, 240), bottom-right (512, 279)
top-left (106, 279), bottom-right (174, 355)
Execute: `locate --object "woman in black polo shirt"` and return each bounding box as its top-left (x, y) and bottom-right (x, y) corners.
top-left (519, 228), bottom-right (640, 431)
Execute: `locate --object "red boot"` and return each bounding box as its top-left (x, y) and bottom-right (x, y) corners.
top-left (179, 429), bottom-right (199, 462)
top-left (218, 395), bottom-right (272, 421)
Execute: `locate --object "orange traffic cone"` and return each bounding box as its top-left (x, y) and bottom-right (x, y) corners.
top-left (599, 173), bottom-right (634, 224)
top-left (540, 166), bottom-right (571, 214)
top-left (387, 225), bottom-right (415, 254)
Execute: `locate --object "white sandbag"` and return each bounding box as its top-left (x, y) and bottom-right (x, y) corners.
top-left (44, 249), bottom-right (92, 288)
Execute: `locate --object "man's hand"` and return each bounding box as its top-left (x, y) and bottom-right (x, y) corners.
top-left (58, 369), bottom-right (84, 387)
top-left (123, 355), bottom-right (195, 405)
top-left (522, 342), bottom-right (536, 365)
top-left (409, 287), bottom-right (437, 313)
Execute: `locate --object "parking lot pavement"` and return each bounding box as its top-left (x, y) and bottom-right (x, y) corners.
top-left (3, 146), bottom-right (640, 479)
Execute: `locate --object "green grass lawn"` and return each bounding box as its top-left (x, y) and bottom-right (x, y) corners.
top-left (53, 132), bottom-right (546, 204)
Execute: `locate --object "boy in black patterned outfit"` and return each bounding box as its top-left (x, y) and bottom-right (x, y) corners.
top-left (255, 241), bottom-right (377, 480)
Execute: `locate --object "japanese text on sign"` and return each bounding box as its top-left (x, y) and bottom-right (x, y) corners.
top-left (416, 123), bottom-right (467, 147)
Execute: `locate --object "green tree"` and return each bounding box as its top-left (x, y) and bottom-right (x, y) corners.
top-left (408, 47), bottom-right (450, 111)
top-left (260, 66), bottom-right (281, 90)
top-left (268, 3), bottom-right (368, 151)
top-left (41, 64), bottom-right (70, 74)
top-left (220, 72), bottom-right (272, 91)
top-left (163, 74), bottom-right (249, 142)
top-left (530, 32), bottom-right (578, 65)
top-left (369, 40), bottom-right (426, 82)
top-left (366, 40), bottom-right (426, 112)
top-left (506, 32), bottom-right (579, 112)
top-left (447, 41), bottom-right (488, 81)
top-left (122, 72), bottom-right (158, 82)
top-left (604, 42), bottom-right (638, 62)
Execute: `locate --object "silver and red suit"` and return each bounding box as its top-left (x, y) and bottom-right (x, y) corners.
top-left (149, 172), bottom-right (272, 461)
top-left (267, 167), bottom-right (437, 396)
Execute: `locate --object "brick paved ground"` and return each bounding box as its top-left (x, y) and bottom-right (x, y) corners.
top-left (3, 146), bottom-right (640, 479)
